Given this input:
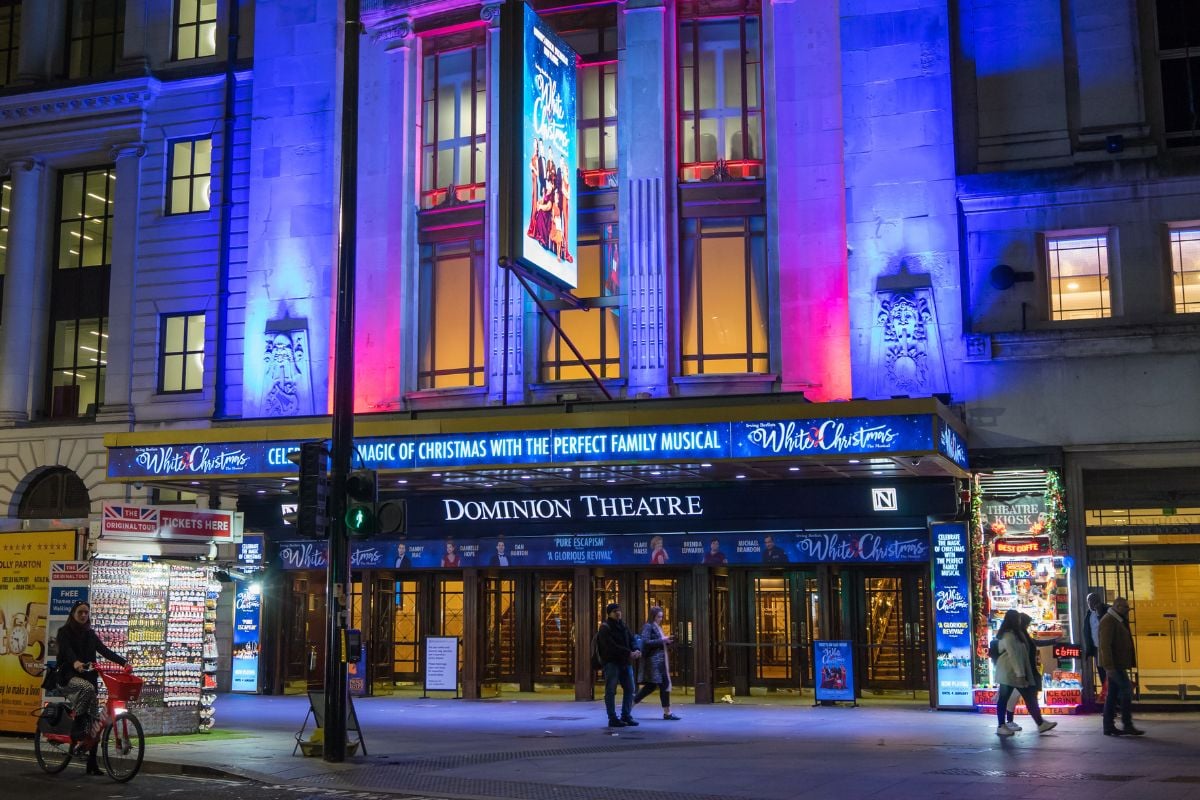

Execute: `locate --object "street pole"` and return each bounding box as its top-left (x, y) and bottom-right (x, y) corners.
top-left (325, 0), bottom-right (360, 764)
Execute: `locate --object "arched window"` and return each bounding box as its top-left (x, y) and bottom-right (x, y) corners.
top-left (18, 468), bottom-right (90, 519)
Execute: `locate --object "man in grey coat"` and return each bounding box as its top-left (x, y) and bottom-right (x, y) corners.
top-left (1098, 596), bottom-right (1144, 737)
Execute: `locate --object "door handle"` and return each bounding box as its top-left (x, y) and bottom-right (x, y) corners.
top-left (1185, 619), bottom-right (1192, 663)
top-left (1168, 618), bottom-right (1177, 663)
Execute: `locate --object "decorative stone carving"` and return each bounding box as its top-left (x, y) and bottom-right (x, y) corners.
top-left (259, 323), bottom-right (315, 417)
top-left (480, 0), bottom-right (503, 26)
top-left (869, 265), bottom-right (949, 399)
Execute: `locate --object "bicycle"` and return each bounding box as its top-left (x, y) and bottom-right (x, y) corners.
top-left (33, 664), bottom-right (145, 782)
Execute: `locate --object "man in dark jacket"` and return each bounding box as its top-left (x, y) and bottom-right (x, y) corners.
top-left (596, 603), bottom-right (641, 727)
top-left (1082, 592), bottom-right (1110, 687)
top-left (1098, 596), bottom-right (1144, 737)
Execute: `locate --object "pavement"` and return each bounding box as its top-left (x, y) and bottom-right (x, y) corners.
top-left (4, 692), bottom-right (1200, 799)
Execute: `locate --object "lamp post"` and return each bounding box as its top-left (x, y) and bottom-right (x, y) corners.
top-left (325, 0), bottom-right (361, 764)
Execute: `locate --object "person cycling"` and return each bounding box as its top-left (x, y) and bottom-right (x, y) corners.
top-left (56, 600), bottom-right (127, 776)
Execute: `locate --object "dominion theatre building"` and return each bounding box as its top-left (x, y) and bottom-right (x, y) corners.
top-left (1, 0), bottom-right (1199, 710)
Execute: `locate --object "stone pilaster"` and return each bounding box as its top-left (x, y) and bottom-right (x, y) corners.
top-left (619, 0), bottom-right (670, 398)
top-left (97, 143), bottom-right (147, 423)
top-left (0, 158), bottom-right (47, 424)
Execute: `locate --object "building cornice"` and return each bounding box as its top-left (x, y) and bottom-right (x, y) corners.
top-left (0, 76), bottom-right (161, 128)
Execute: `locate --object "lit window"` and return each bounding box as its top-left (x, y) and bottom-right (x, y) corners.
top-left (541, 223), bottom-right (621, 381)
top-left (1170, 227), bottom-right (1200, 313)
top-left (67, 0), bottom-right (125, 79)
top-left (1047, 235), bottom-right (1111, 321)
top-left (0, 1), bottom-right (20, 87)
top-left (167, 138), bottom-right (212, 214)
top-left (58, 165), bottom-right (115, 270)
top-left (175, 0), bottom-right (217, 60)
top-left (418, 238), bottom-right (485, 389)
top-left (421, 45), bottom-right (486, 209)
top-left (160, 313), bottom-right (205, 392)
top-left (50, 318), bottom-right (107, 417)
top-left (680, 216), bottom-right (769, 374)
top-left (678, 8), bottom-right (763, 182)
top-left (1156, 1), bottom-right (1200, 147)
top-left (561, 26), bottom-right (617, 189)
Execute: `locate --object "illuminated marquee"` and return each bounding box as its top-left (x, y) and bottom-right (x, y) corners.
top-left (107, 414), bottom-right (966, 480)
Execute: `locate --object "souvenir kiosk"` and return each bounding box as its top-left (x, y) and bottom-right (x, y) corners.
top-left (972, 471), bottom-right (1082, 714)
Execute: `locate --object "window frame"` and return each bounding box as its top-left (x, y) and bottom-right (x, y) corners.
top-left (676, 5), bottom-right (765, 183)
top-left (1152, 0), bottom-right (1200, 148)
top-left (679, 214), bottom-right (770, 375)
top-left (174, 0), bottom-right (218, 61)
top-left (419, 39), bottom-right (487, 210)
top-left (0, 0), bottom-right (20, 88)
top-left (540, 221), bottom-right (621, 382)
top-left (558, 24), bottom-right (618, 190)
top-left (1168, 222), bottom-right (1200, 314)
top-left (1043, 230), bottom-right (1114, 322)
top-left (65, 0), bottom-right (125, 80)
top-left (166, 136), bottom-right (213, 216)
top-left (158, 312), bottom-right (206, 394)
top-left (417, 236), bottom-right (486, 390)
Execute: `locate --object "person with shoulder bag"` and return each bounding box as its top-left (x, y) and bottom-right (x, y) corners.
top-left (634, 606), bottom-right (680, 721)
top-left (993, 609), bottom-right (1056, 737)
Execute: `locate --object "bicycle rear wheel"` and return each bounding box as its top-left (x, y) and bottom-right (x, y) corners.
top-left (33, 712), bottom-right (73, 774)
top-left (102, 711), bottom-right (144, 782)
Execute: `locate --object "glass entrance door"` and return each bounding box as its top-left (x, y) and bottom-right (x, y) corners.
top-left (856, 572), bottom-right (928, 693)
top-left (746, 572), bottom-right (817, 689)
top-left (536, 577), bottom-right (573, 684)
top-left (482, 578), bottom-right (516, 683)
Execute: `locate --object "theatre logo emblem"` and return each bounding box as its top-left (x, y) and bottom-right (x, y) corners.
top-left (872, 488), bottom-right (898, 512)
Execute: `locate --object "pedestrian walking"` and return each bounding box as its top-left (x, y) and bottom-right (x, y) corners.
top-left (1099, 596), bottom-right (1145, 736)
top-left (634, 606), bottom-right (680, 720)
top-left (993, 609), bottom-right (1057, 737)
top-left (596, 603), bottom-right (641, 728)
top-left (1082, 592), bottom-right (1110, 691)
top-left (1002, 613), bottom-right (1041, 731)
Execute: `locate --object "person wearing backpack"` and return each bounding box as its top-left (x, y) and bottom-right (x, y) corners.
top-left (595, 603), bottom-right (641, 728)
top-left (993, 608), bottom-right (1057, 737)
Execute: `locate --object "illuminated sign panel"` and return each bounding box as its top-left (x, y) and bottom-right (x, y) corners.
top-left (931, 521), bottom-right (973, 709)
top-left (107, 414), bottom-right (967, 479)
top-left (502, 2), bottom-right (578, 290)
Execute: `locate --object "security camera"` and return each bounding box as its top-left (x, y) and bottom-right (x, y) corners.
top-left (133, 482), bottom-right (144, 490)
top-left (909, 458), bottom-right (922, 467)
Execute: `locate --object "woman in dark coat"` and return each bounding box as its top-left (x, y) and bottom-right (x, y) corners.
top-left (56, 600), bottom-right (127, 775)
top-left (634, 606), bottom-right (680, 720)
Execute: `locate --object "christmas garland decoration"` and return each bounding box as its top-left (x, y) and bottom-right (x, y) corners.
top-left (1045, 469), bottom-right (1068, 554)
top-left (969, 475), bottom-right (990, 686)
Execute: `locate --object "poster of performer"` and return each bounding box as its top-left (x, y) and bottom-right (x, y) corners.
top-left (519, 3), bottom-right (578, 289)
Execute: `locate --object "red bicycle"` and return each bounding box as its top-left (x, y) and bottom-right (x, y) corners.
top-left (34, 665), bottom-right (145, 782)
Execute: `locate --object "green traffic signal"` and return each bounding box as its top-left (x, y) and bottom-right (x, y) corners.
top-left (345, 503), bottom-right (374, 531)
top-left (344, 469), bottom-right (378, 537)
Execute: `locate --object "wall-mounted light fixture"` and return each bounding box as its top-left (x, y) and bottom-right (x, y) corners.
top-left (989, 264), bottom-right (1035, 291)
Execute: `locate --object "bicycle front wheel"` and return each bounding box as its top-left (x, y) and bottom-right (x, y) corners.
top-left (102, 711), bottom-right (144, 782)
top-left (33, 712), bottom-right (73, 774)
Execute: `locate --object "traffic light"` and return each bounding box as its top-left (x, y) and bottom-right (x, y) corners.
top-left (376, 498), bottom-right (407, 535)
top-left (344, 469), bottom-right (377, 536)
top-left (284, 442), bottom-right (329, 538)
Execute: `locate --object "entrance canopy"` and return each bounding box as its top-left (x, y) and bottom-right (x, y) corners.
top-left (103, 396), bottom-right (969, 497)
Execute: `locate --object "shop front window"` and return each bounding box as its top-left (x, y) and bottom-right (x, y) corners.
top-left (421, 43), bottom-right (486, 209)
top-left (680, 215), bottom-right (769, 375)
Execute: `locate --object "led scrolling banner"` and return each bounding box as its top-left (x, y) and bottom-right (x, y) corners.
top-left (107, 414), bottom-right (966, 479)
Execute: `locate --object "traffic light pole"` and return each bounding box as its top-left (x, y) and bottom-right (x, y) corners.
top-left (325, 0), bottom-right (360, 764)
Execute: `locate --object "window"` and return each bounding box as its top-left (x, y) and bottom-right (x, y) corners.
top-left (160, 313), bottom-right (205, 392)
top-left (418, 238), bottom-right (485, 389)
top-left (1046, 234), bottom-right (1111, 320)
top-left (678, 6), bottom-right (763, 182)
top-left (1170, 227), bottom-right (1200, 313)
top-left (421, 44), bottom-right (486, 209)
top-left (175, 0), bottom-right (217, 60)
top-left (48, 166), bottom-right (114, 419)
top-left (1156, 0), bottom-right (1200, 147)
top-left (541, 223), bottom-right (621, 381)
top-left (680, 216), bottom-right (768, 374)
top-left (50, 317), bottom-right (107, 416)
top-left (66, 0), bottom-right (125, 80)
top-left (58, 166), bottom-right (114, 269)
top-left (167, 138), bottom-right (212, 214)
top-left (562, 26), bottom-right (617, 189)
top-left (0, 1), bottom-right (20, 87)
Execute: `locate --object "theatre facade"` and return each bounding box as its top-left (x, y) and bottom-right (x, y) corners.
top-left (104, 397), bottom-right (969, 703)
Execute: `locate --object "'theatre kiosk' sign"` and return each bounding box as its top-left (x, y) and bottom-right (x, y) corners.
top-left (499, 1), bottom-right (579, 291)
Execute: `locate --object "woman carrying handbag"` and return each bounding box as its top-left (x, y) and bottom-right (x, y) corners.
top-left (634, 606), bottom-right (681, 721)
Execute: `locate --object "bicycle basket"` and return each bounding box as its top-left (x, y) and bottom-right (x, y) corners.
top-left (101, 671), bottom-right (143, 702)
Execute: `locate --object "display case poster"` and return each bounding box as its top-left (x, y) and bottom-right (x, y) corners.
top-left (424, 636), bottom-right (459, 692)
top-left (931, 521), bottom-right (973, 709)
top-left (517, 3), bottom-right (578, 289)
top-left (348, 639), bottom-right (367, 697)
top-left (813, 640), bottom-right (855, 702)
top-left (231, 585), bottom-right (261, 693)
top-left (0, 532), bottom-right (76, 733)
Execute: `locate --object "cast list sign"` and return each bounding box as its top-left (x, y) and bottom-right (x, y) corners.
top-left (930, 521), bottom-right (972, 709)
